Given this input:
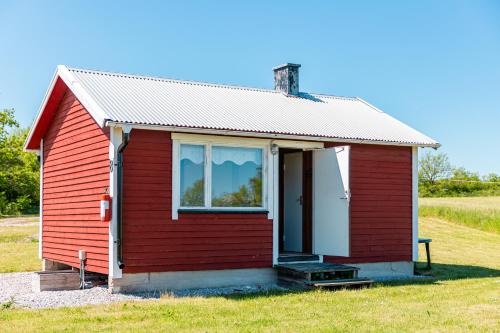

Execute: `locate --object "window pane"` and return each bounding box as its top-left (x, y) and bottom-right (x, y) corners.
top-left (180, 144), bottom-right (205, 207)
top-left (211, 146), bottom-right (263, 207)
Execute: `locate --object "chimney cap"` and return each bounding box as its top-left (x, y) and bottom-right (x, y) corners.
top-left (272, 63), bottom-right (301, 71)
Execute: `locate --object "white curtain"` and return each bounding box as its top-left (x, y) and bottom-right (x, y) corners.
top-left (180, 144), bottom-right (205, 164)
top-left (212, 146), bottom-right (262, 166)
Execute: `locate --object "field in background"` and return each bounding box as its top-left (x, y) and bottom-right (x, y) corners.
top-left (1, 215), bottom-right (499, 331)
top-left (419, 196), bottom-right (500, 234)
top-left (0, 217), bottom-right (40, 273)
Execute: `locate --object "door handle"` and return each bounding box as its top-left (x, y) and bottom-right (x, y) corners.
top-left (297, 195), bottom-right (303, 205)
top-left (340, 191), bottom-right (350, 200)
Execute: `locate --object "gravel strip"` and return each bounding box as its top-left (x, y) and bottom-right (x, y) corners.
top-left (0, 272), bottom-right (144, 309)
top-left (0, 272), bottom-right (285, 309)
top-left (166, 284), bottom-right (286, 298)
top-left (15, 287), bottom-right (144, 309)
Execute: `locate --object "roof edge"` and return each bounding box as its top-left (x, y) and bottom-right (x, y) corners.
top-left (58, 65), bottom-right (108, 127)
top-left (356, 97), bottom-right (440, 148)
top-left (106, 120), bottom-right (441, 148)
top-left (23, 67), bottom-right (60, 151)
top-left (24, 65), bottom-right (109, 151)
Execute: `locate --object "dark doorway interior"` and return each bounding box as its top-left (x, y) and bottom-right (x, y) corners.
top-left (279, 149), bottom-right (313, 254)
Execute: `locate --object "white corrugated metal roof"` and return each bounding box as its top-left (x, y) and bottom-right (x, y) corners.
top-left (64, 66), bottom-right (438, 147)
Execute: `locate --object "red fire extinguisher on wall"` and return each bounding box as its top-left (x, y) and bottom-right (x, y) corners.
top-left (100, 194), bottom-right (112, 222)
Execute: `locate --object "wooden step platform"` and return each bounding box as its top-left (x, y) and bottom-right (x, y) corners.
top-left (307, 279), bottom-right (374, 288)
top-left (275, 263), bottom-right (373, 290)
top-left (278, 254), bottom-right (320, 263)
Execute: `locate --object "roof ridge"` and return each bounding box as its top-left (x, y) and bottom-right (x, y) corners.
top-left (66, 66), bottom-right (359, 101)
top-left (67, 66), bottom-right (280, 94)
top-left (309, 93), bottom-right (358, 101)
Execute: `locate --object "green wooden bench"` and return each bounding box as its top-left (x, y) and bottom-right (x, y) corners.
top-left (418, 238), bottom-right (432, 270)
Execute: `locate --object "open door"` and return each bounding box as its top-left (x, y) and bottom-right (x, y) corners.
top-left (283, 152), bottom-right (303, 253)
top-left (313, 146), bottom-right (350, 257)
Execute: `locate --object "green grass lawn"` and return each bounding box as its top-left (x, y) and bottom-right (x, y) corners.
top-left (1, 214), bottom-right (499, 332)
top-left (419, 196), bottom-right (500, 234)
top-left (0, 217), bottom-right (40, 273)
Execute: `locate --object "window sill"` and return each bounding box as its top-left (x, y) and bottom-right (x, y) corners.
top-left (178, 209), bottom-right (269, 214)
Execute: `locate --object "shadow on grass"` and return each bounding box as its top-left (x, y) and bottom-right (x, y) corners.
top-left (219, 263), bottom-right (500, 301)
top-left (367, 263), bottom-right (500, 290)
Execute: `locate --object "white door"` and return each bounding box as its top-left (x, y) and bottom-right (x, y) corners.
top-left (313, 146), bottom-right (350, 257)
top-left (284, 152), bottom-right (303, 252)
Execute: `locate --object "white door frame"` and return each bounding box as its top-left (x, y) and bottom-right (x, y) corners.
top-left (271, 142), bottom-right (324, 265)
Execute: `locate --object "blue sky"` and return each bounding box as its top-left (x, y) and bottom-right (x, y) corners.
top-left (1, 1), bottom-right (499, 174)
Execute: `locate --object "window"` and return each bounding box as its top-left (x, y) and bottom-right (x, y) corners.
top-left (212, 146), bottom-right (263, 207)
top-left (178, 143), bottom-right (265, 210)
top-left (180, 144), bottom-right (205, 207)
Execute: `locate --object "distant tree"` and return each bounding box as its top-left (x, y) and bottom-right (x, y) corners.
top-left (483, 173), bottom-right (500, 183)
top-left (0, 109), bottom-right (39, 215)
top-left (0, 108), bottom-right (18, 140)
top-left (451, 167), bottom-right (480, 181)
top-left (418, 151), bottom-right (452, 184)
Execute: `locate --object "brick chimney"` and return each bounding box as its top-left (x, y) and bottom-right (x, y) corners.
top-left (273, 63), bottom-right (301, 96)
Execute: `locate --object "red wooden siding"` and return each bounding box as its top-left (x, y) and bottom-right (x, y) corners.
top-left (324, 143), bottom-right (413, 264)
top-left (42, 90), bottom-right (110, 274)
top-left (122, 130), bottom-right (273, 273)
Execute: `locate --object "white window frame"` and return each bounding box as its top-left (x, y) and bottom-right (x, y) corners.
top-left (172, 134), bottom-right (269, 218)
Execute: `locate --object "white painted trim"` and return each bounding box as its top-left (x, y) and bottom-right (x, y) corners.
top-left (205, 144), bottom-right (212, 208)
top-left (109, 122), bottom-right (439, 148)
top-left (412, 147), bottom-right (419, 261)
top-left (24, 65), bottom-right (109, 151)
top-left (109, 127), bottom-right (123, 278)
top-left (272, 152), bottom-right (279, 265)
top-left (171, 133), bottom-right (324, 150)
top-left (172, 134), bottom-right (271, 213)
top-left (172, 140), bottom-right (180, 220)
top-left (266, 148), bottom-right (274, 220)
top-left (38, 139), bottom-right (43, 259)
top-left (57, 65), bottom-right (107, 127)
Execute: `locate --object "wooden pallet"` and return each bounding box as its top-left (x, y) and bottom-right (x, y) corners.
top-left (276, 263), bottom-right (373, 290)
top-left (32, 270), bottom-right (80, 292)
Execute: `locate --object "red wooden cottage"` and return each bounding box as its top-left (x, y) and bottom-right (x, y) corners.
top-left (25, 64), bottom-right (439, 292)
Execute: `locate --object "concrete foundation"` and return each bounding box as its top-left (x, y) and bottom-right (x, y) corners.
top-left (110, 268), bottom-right (277, 293)
top-left (348, 261), bottom-right (414, 279)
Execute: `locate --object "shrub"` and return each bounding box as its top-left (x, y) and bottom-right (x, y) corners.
top-left (420, 179), bottom-right (500, 197)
